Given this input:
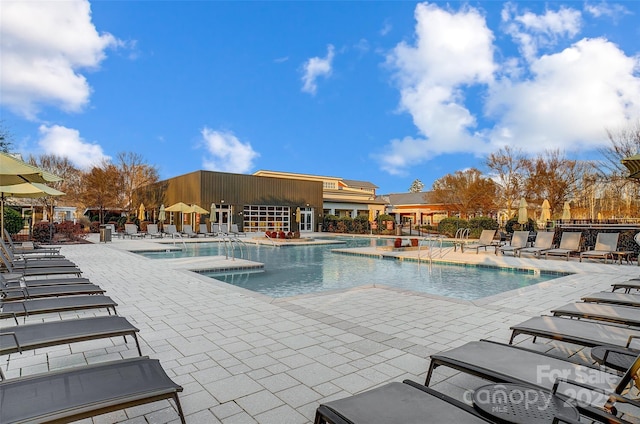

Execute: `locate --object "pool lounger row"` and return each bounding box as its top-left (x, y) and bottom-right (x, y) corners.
top-left (0, 245), bottom-right (186, 424)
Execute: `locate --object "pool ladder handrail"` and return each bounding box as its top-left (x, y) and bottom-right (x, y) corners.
top-left (264, 232), bottom-right (277, 246)
top-left (418, 235), bottom-right (446, 265)
top-left (222, 235), bottom-right (249, 261)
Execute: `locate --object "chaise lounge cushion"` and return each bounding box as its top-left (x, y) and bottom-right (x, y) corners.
top-left (0, 357), bottom-right (184, 424)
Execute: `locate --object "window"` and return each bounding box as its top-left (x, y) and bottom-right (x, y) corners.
top-left (243, 205), bottom-right (291, 232)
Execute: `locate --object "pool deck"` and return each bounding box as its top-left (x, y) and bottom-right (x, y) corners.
top-left (4, 232), bottom-right (639, 423)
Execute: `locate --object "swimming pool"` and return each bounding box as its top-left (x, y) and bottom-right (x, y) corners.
top-left (138, 237), bottom-right (562, 300)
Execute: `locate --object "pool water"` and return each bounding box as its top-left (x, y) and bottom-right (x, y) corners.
top-left (139, 237), bottom-right (560, 300)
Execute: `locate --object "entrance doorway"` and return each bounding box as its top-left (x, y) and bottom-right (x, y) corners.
top-left (300, 209), bottom-right (313, 232)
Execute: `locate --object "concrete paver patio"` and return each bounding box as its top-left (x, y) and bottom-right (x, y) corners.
top-left (3, 233), bottom-right (639, 423)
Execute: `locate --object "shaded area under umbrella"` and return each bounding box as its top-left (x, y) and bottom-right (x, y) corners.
top-left (1, 182), bottom-right (65, 232)
top-left (165, 202), bottom-right (191, 230)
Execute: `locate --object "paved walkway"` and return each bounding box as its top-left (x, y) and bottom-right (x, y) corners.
top-left (4, 233), bottom-right (639, 423)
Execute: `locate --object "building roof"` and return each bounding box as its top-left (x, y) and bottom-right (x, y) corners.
top-left (382, 191), bottom-right (439, 205)
top-left (341, 179), bottom-right (378, 189)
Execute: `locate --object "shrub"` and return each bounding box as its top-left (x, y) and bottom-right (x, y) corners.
top-left (54, 221), bottom-right (87, 242)
top-left (2, 207), bottom-right (23, 235)
top-left (394, 238), bottom-right (402, 248)
top-left (293, 231), bottom-right (300, 239)
top-left (505, 217), bottom-right (536, 233)
top-left (437, 217), bottom-right (469, 237)
top-left (278, 231), bottom-right (286, 239)
top-left (468, 216), bottom-right (499, 238)
top-left (32, 221), bottom-right (54, 243)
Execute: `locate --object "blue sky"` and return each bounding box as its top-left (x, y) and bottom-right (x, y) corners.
top-left (1, 1), bottom-right (639, 194)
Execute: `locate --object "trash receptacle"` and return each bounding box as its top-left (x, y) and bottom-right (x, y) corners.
top-left (99, 225), bottom-right (111, 243)
top-left (395, 224), bottom-right (403, 236)
top-left (317, 224), bottom-right (323, 232)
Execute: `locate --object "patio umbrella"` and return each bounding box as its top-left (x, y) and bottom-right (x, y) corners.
top-left (186, 204), bottom-right (208, 225)
top-left (621, 154), bottom-right (640, 180)
top-left (138, 203), bottom-right (145, 221)
top-left (562, 201), bottom-right (571, 220)
top-left (540, 199), bottom-right (551, 222)
top-left (165, 202), bottom-right (191, 230)
top-left (158, 204), bottom-right (166, 223)
top-left (210, 203), bottom-right (217, 223)
top-left (517, 198), bottom-right (528, 224)
top-left (1, 182), bottom-right (65, 231)
top-left (0, 152), bottom-right (62, 186)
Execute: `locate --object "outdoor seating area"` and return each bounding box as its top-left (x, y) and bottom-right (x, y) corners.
top-left (0, 233), bottom-right (185, 424)
top-left (318, 273), bottom-right (640, 424)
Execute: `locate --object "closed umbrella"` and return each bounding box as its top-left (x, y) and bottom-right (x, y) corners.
top-left (158, 204), bottom-right (166, 223)
top-left (138, 203), bottom-right (145, 221)
top-left (562, 202), bottom-right (571, 220)
top-left (540, 199), bottom-right (551, 222)
top-left (517, 198), bottom-right (528, 224)
top-left (210, 203), bottom-right (217, 223)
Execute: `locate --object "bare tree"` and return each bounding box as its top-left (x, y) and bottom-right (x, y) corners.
top-left (408, 179), bottom-right (424, 193)
top-left (28, 154), bottom-right (83, 220)
top-left (115, 152), bottom-right (160, 217)
top-left (521, 149), bottom-right (594, 216)
top-left (0, 120), bottom-right (13, 153)
top-left (431, 168), bottom-right (498, 218)
top-left (485, 146), bottom-right (526, 219)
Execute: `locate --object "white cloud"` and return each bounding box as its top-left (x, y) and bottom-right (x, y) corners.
top-left (502, 3), bottom-right (582, 61)
top-left (38, 125), bottom-right (110, 169)
top-left (486, 37), bottom-right (640, 151)
top-left (584, 2), bottom-right (630, 19)
top-left (0, 0), bottom-right (118, 118)
top-left (301, 45), bottom-right (335, 95)
top-left (378, 2), bottom-right (496, 174)
top-left (200, 128), bottom-right (259, 173)
top-left (378, 2), bottom-right (640, 176)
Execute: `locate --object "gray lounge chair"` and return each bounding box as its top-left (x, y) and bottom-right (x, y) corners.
top-left (463, 229), bottom-right (497, 254)
top-left (612, 280), bottom-right (640, 293)
top-left (551, 302), bottom-right (640, 327)
top-left (0, 295), bottom-right (118, 324)
top-left (230, 224), bottom-right (246, 237)
top-left (1, 273), bottom-right (91, 287)
top-left (496, 230), bottom-right (529, 256)
top-left (146, 223), bottom-right (163, 238)
top-left (544, 232), bottom-right (582, 260)
top-left (0, 315), bottom-right (142, 357)
top-left (125, 223), bottom-right (145, 239)
top-left (315, 380), bottom-right (491, 424)
top-left (0, 283), bottom-right (105, 301)
top-left (180, 224), bottom-right (200, 238)
top-left (198, 223), bottom-right (215, 236)
top-left (509, 315), bottom-right (640, 349)
top-left (2, 228), bottom-right (61, 255)
top-left (1, 244), bottom-right (77, 268)
top-left (425, 340), bottom-right (639, 423)
top-left (517, 231), bottom-right (554, 258)
top-left (163, 224), bottom-right (182, 239)
top-left (582, 292), bottom-right (640, 307)
top-left (0, 251), bottom-right (81, 277)
top-left (580, 233), bottom-right (620, 263)
top-left (212, 223), bottom-right (226, 236)
top-left (0, 357), bottom-right (185, 424)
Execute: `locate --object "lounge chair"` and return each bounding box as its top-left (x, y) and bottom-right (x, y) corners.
top-left (425, 340), bottom-right (639, 423)
top-left (0, 283), bottom-right (105, 301)
top-left (146, 223), bottom-right (163, 238)
top-left (452, 228), bottom-right (470, 252)
top-left (314, 380), bottom-right (491, 424)
top-left (230, 224), bottom-right (246, 237)
top-left (517, 231), bottom-right (554, 258)
top-left (496, 230), bottom-right (529, 256)
top-left (2, 228), bottom-right (61, 255)
top-left (1, 240), bottom-right (75, 268)
top-left (508, 315), bottom-right (640, 349)
top-left (125, 223), bottom-right (145, 239)
top-left (0, 236), bottom-right (63, 259)
top-left (1, 272), bottom-right (91, 287)
top-left (180, 224), bottom-right (200, 238)
top-left (544, 232), bottom-right (582, 260)
top-left (551, 302), bottom-right (640, 327)
top-left (163, 224), bottom-right (182, 239)
top-left (198, 223), bottom-right (215, 236)
top-left (0, 315), bottom-right (142, 357)
top-left (0, 357), bottom-right (185, 424)
top-left (462, 229), bottom-right (497, 254)
top-left (612, 280), bottom-right (640, 294)
top-left (0, 252), bottom-right (82, 277)
top-left (212, 223), bottom-right (226, 236)
top-left (580, 233), bottom-right (620, 263)
top-left (0, 295), bottom-right (118, 325)
top-left (582, 292), bottom-right (640, 307)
